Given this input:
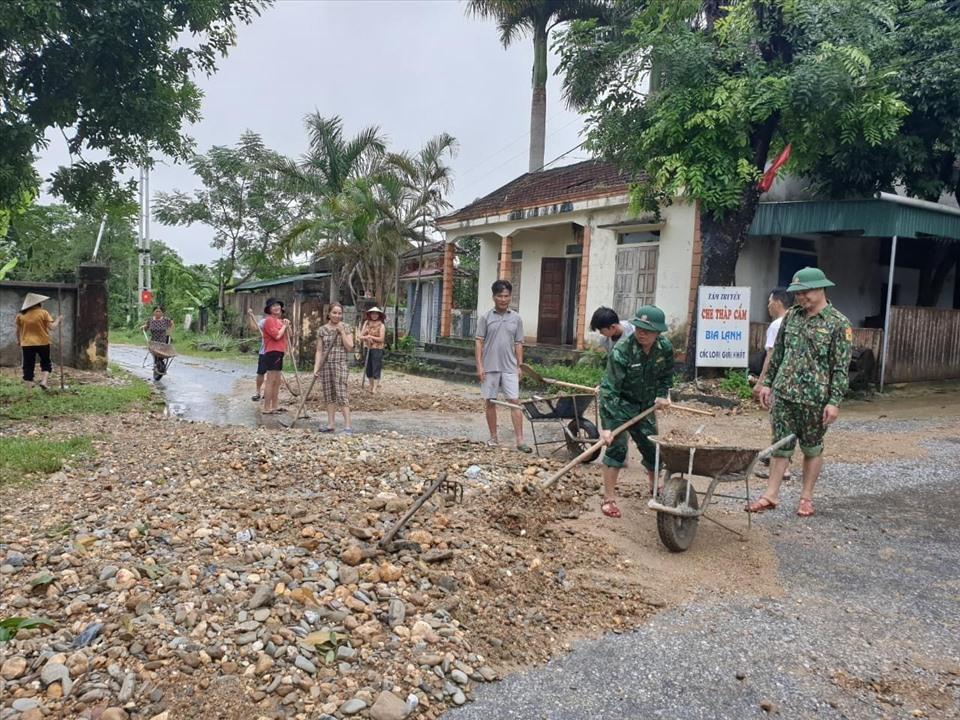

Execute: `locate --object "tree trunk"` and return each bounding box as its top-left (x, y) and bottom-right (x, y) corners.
top-left (684, 189), bottom-right (763, 377)
top-left (528, 21), bottom-right (548, 173)
top-left (917, 244), bottom-right (960, 306)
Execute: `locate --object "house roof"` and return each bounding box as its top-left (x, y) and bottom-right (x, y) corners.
top-left (233, 272), bottom-right (330, 293)
top-left (400, 240), bottom-right (446, 260)
top-left (439, 160), bottom-right (633, 224)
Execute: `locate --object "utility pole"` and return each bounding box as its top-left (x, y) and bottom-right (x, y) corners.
top-left (136, 166), bottom-right (153, 320)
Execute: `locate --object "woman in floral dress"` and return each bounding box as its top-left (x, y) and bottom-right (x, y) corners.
top-left (314, 303), bottom-right (354, 434)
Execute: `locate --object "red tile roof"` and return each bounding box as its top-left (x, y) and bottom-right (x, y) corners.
top-left (440, 160), bottom-right (633, 224)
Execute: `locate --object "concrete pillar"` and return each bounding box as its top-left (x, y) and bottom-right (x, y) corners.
top-left (575, 224), bottom-right (592, 350)
top-left (440, 241), bottom-right (455, 338)
top-left (498, 235), bottom-right (513, 280)
top-left (76, 263), bottom-right (109, 370)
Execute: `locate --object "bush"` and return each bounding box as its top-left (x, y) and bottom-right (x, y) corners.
top-left (523, 363), bottom-right (602, 391)
top-left (667, 321), bottom-right (688, 353)
top-left (718, 369), bottom-right (753, 399)
top-left (395, 335), bottom-right (416, 354)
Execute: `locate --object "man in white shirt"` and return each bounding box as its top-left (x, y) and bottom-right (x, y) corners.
top-left (754, 287), bottom-right (792, 479)
top-left (590, 306), bottom-right (636, 353)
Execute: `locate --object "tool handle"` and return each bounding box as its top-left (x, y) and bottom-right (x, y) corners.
top-left (669, 404), bottom-right (715, 416)
top-left (542, 406), bottom-right (657, 488)
top-left (545, 378), bottom-right (599, 393)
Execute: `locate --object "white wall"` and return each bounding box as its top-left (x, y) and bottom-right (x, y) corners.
top-left (476, 235), bottom-right (500, 323)
top-left (584, 200), bottom-right (697, 344)
top-left (736, 236), bottom-right (780, 320)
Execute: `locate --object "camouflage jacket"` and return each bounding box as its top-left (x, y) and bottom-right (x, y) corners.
top-left (763, 303), bottom-right (852, 407)
top-left (600, 335), bottom-right (673, 425)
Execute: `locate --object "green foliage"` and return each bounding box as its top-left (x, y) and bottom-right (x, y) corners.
top-left (718, 369), bottom-right (753, 400)
top-left (0, 436), bottom-right (92, 486)
top-left (453, 236), bottom-right (480, 310)
top-left (523, 363), bottom-right (603, 390)
top-left (1, 0), bottom-right (271, 213)
top-left (153, 132), bottom-right (299, 305)
top-left (0, 373), bottom-right (152, 426)
top-left (672, 372), bottom-right (684, 388)
top-left (558, 0), bottom-right (912, 217)
top-left (0, 616), bottom-right (55, 643)
top-left (576, 347), bottom-right (607, 369)
top-left (395, 335), bottom-right (417, 354)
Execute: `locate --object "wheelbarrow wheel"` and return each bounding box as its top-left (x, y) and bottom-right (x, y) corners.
top-left (656, 475), bottom-right (700, 553)
top-left (565, 418), bottom-right (601, 462)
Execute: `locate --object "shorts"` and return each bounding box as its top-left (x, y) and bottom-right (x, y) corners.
top-left (256, 353), bottom-right (269, 376)
top-left (771, 398), bottom-right (826, 458)
top-left (481, 371), bottom-right (519, 400)
top-left (601, 409), bottom-right (658, 470)
top-left (22, 345), bottom-right (52, 382)
top-left (364, 348), bottom-right (383, 380)
top-left (262, 351), bottom-right (284, 372)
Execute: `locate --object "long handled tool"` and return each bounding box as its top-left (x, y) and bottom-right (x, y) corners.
top-left (56, 287), bottom-right (65, 390)
top-left (287, 316), bottom-right (303, 395)
top-left (542, 401), bottom-right (716, 488)
top-left (282, 340), bottom-right (332, 428)
top-left (520, 363), bottom-right (597, 393)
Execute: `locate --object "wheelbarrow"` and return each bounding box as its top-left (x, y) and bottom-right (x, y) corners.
top-left (144, 332), bottom-right (177, 382)
top-left (491, 393), bottom-right (601, 460)
top-left (647, 433), bottom-right (796, 552)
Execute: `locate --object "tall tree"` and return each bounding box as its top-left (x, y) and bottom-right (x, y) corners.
top-left (558, 0), bottom-right (921, 364)
top-left (467, 0), bottom-right (608, 172)
top-left (1, 0), bottom-right (270, 214)
top-left (153, 132), bottom-right (298, 319)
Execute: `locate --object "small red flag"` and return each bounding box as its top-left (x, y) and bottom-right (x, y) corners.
top-left (758, 143), bottom-right (792, 192)
top-left (141, 289), bottom-right (153, 305)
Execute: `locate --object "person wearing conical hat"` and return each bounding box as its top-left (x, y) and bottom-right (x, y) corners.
top-left (748, 267), bottom-right (853, 518)
top-left (359, 306), bottom-right (386, 394)
top-left (597, 304), bottom-right (674, 518)
top-left (15, 292), bottom-right (62, 390)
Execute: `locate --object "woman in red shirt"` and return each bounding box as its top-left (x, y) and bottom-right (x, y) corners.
top-left (260, 298), bottom-right (290, 414)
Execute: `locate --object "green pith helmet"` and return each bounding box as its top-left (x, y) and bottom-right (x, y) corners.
top-left (787, 267), bottom-right (835, 292)
top-left (631, 304), bottom-right (668, 333)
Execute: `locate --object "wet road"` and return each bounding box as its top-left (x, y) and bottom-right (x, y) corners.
top-left (110, 344), bottom-right (261, 426)
top-left (110, 344), bottom-right (490, 438)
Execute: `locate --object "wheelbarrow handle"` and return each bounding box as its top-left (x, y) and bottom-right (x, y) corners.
top-left (757, 434), bottom-right (797, 460)
top-left (544, 378), bottom-right (599, 393)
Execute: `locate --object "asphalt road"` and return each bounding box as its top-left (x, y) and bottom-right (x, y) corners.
top-left (447, 421), bottom-right (960, 719)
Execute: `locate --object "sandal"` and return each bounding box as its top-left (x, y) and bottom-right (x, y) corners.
top-left (516, 443), bottom-right (533, 454)
top-left (601, 499), bottom-right (622, 518)
top-left (251, 394), bottom-right (262, 401)
top-left (317, 426), bottom-right (334, 433)
top-left (746, 496), bottom-right (778, 513)
top-left (797, 498), bottom-right (816, 517)
top-left (485, 438), bottom-right (499, 447)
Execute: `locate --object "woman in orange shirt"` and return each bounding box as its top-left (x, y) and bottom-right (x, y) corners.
top-left (15, 293), bottom-right (61, 390)
top-left (259, 298), bottom-right (290, 414)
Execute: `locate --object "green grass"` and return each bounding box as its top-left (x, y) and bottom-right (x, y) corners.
top-left (718, 369), bottom-right (754, 399)
top-left (0, 373), bottom-right (154, 426)
top-left (109, 327), bottom-right (258, 362)
top-left (522, 363), bottom-right (604, 391)
top-left (0, 436), bottom-right (92, 486)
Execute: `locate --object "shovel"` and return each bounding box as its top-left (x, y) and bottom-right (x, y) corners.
top-left (280, 341), bottom-right (332, 428)
top-left (520, 363), bottom-right (597, 393)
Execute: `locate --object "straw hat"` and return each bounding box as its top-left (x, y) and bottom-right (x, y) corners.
top-left (364, 306), bottom-right (385, 320)
top-left (21, 292), bottom-right (49, 311)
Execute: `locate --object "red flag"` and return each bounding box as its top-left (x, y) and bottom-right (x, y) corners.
top-left (758, 143), bottom-right (792, 192)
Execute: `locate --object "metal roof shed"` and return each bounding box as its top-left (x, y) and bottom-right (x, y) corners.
top-left (750, 193), bottom-right (960, 388)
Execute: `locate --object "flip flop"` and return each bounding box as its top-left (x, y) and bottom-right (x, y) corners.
top-left (746, 496), bottom-right (778, 513)
top-left (251, 394), bottom-right (262, 401)
top-left (485, 438), bottom-right (499, 447)
top-left (317, 426), bottom-right (334, 433)
top-left (797, 498), bottom-right (816, 517)
top-left (516, 443), bottom-right (533, 454)
top-left (601, 499), bottom-right (622, 518)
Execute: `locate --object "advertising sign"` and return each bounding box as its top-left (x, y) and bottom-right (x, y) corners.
top-left (695, 286), bottom-right (750, 367)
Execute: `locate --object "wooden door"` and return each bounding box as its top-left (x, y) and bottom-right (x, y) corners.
top-left (537, 258), bottom-right (566, 345)
top-left (613, 244), bottom-right (659, 319)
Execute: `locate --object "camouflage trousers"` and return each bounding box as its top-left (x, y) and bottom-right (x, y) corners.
top-left (600, 405), bottom-right (658, 470)
top-left (771, 398), bottom-right (826, 458)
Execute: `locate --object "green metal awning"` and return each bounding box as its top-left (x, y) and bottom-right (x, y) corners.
top-left (749, 193), bottom-right (960, 240)
top-left (232, 272), bottom-right (329, 293)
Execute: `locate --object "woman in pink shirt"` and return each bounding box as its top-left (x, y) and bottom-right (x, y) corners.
top-left (260, 298), bottom-right (290, 414)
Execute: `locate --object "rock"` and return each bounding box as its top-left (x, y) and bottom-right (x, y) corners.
top-left (369, 690), bottom-right (408, 720)
top-left (379, 563), bottom-right (402, 582)
top-left (99, 565), bottom-right (119, 581)
top-left (340, 546), bottom-right (364, 567)
top-left (294, 655), bottom-right (317, 675)
top-left (1, 655), bottom-right (28, 680)
top-left (118, 673), bottom-right (136, 702)
top-left (452, 689), bottom-right (467, 705)
top-left (255, 654), bottom-right (274, 675)
top-left (406, 529), bottom-right (433, 546)
top-left (387, 598), bottom-right (406, 627)
top-left (4, 551), bottom-right (26, 567)
top-left (11, 698), bottom-right (40, 712)
top-left (41, 661), bottom-right (72, 696)
top-left (340, 697), bottom-right (368, 715)
top-left (100, 708), bottom-right (129, 720)
top-left (253, 608), bottom-right (271, 622)
top-left (336, 645), bottom-right (356, 660)
top-left (247, 584), bottom-right (275, 610)
top-left (71, 622), bottom-right (103, 648)
top-left (477, 665), bottom-right (497, 682)
top-left (339, 565), bottom-right (360, 585)
top-left (115, 568), bottom-right (137, 589)
top-left (450, 669), bottom-right (469, 685)
top-left (410, 620), bottom-right (432, 638)
top-left (761, 700), bottom-right (778, 714)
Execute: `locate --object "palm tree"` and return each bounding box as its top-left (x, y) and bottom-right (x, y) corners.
top-left (467, 0), bottom-right (609, 172)
top-left (278, 113), bottom-right (387, 301)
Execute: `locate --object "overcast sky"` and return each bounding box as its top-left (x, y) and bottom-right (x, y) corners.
top-left (35, 0), bottom-right (587, 265)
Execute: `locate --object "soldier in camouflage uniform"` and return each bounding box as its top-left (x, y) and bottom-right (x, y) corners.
top-left (749, 267), bottom-right (853, 518)
top-left (598, 305), bottom-right (673, 518)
